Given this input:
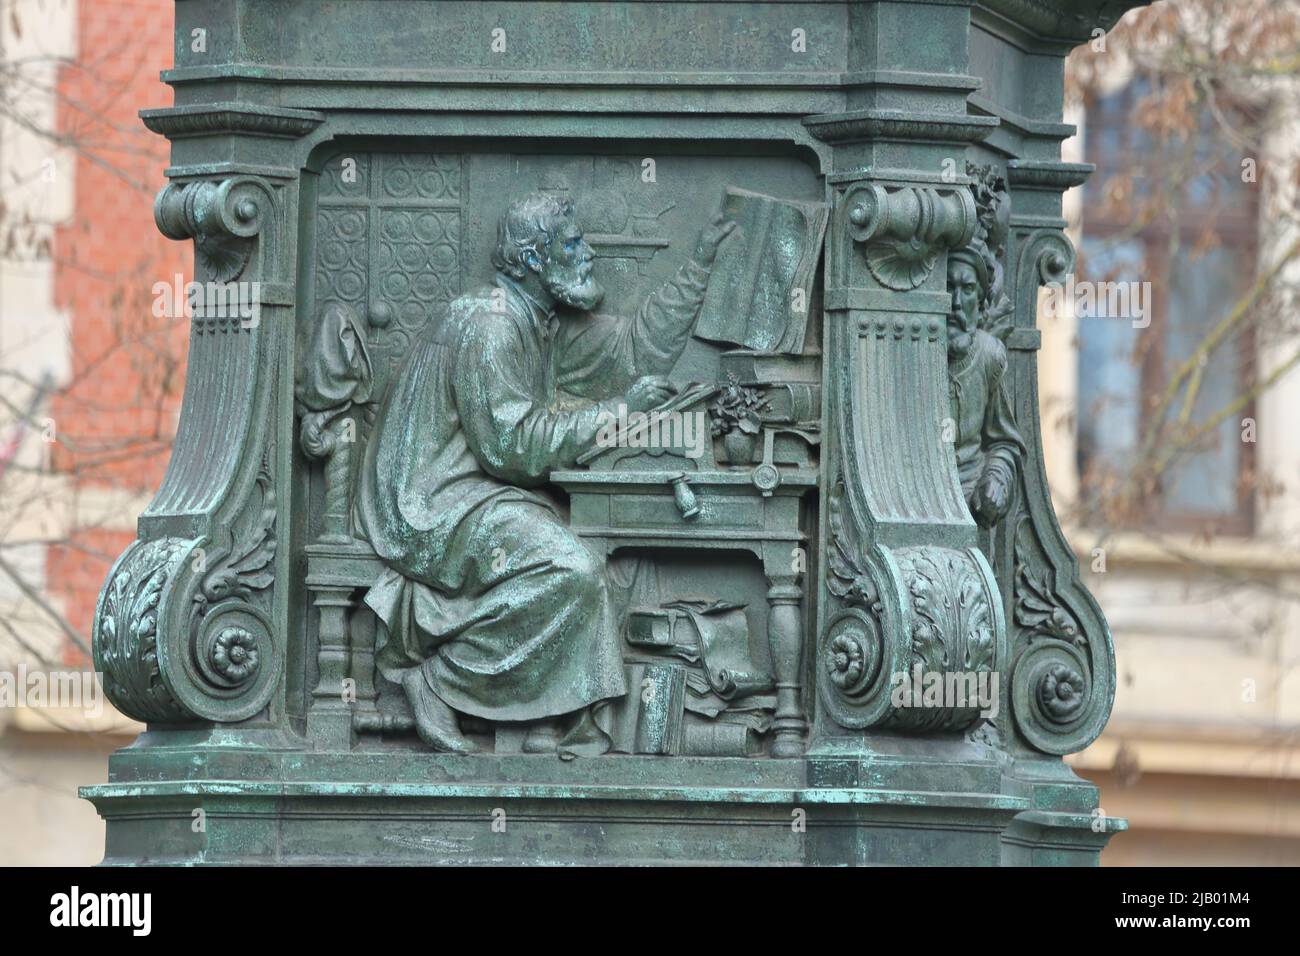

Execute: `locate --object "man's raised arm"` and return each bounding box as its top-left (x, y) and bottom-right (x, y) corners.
top-left (557, 214), bottom-right (736, 395)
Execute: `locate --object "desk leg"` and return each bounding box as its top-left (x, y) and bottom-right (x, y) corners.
top-left (766, 576), bottom-right (806, 757)
top-left (307, 584), bottom-right (355, 749)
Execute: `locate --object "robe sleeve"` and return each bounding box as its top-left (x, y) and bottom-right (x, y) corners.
top-left (453, 311), bottom-right (615, 486)
top-left (557, 258), bottom-right (712, 399)
top-left (979, 341), bottom-right (1026, 485)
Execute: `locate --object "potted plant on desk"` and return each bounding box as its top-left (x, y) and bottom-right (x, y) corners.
top-left (709, 374), bottom-right (770, 465)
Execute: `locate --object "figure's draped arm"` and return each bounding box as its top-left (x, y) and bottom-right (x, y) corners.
top-left (557, 258), bottom-right (712, 399)
top-left (455, 317), bottom-right (614, 485)
top-left (981, 348), bottom-right (1027, 481)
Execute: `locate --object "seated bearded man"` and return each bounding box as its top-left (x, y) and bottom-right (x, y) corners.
top-left (356, 192), bottom-right (735, 755)
top-left (945, 243), bottom-right (1026, 528)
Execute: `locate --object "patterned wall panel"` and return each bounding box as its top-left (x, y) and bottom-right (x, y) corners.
top-left (315, 152), bottom-right (463, 393)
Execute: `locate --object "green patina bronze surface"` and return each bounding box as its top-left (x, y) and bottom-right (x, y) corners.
top-left (83, 0), bottom-right (1145, 865)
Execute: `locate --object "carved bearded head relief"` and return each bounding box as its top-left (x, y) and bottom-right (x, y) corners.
top-left (946, 251), bottom-right (986, 360)
top-left (492, 191), bottom-right (605, 311)
top-left (946, 164), bottom-right (1011, 359)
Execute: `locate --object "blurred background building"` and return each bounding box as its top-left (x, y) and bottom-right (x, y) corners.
top-left (0, 0), bottom-right (1296, 865)
top-left (0, 0), bottom-right (182, 865)
top-left (1056, 2), bottom-right (1300, 865)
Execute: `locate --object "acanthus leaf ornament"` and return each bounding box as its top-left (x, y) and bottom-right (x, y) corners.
top-left (177, 442), bottom-right (279, 722)
top-left (826, 480), bottom-right (882, 613)
top-left (887, 545), bottom-right (1000, 733)
top-left (94, 537), bottom-right (193, 723)
top-left (195, 450), bottom-right (276, 610)
top-left (1013, 517), bottom-right (1083, 646)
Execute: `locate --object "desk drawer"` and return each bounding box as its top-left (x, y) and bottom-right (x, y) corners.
top-left (609, 493), bottom-right (762, 529)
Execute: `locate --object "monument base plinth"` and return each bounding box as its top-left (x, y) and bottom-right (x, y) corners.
top-left (80, 731), bottom-right (1124, 866)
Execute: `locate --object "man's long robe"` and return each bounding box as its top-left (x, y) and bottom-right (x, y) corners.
top-left (355, 260), bottom-right (711, 722)
top-left (948, 327), bottom-right (1026, 504)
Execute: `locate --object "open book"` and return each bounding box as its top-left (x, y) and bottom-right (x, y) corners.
top-left (693, 187), bottom-right (829, 355)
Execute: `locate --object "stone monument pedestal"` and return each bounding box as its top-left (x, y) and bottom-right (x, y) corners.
top-left (85, 731), bottom-right (1120, 865)
top-left (85, 0), bottom-right (1143, 866)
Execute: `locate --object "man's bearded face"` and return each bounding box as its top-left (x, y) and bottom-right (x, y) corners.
top-left (946, 258), bottom-right (981, 360)
top-left (537, 216), bottom-right (604, 311)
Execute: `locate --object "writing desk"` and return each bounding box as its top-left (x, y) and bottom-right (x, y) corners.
top-left (552, 465), bottom-right (816, 756)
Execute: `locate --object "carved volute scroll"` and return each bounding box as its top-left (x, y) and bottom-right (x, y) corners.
top-left (805, 134), bottom-right (1116, 756)
top-left (94, 174), bottom-right (290, 724)
top-left (805, 115), bottom-right (1011, 740)
top-left (95, 538), bottom-right (192, 722)
top-left (999, 159), bottom-right (1117, 755)
top-left (846, 183), bottom-right (977, 290)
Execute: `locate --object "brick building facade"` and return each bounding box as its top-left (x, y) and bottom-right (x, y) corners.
top-left (48, 0), bottom-right (187, 659)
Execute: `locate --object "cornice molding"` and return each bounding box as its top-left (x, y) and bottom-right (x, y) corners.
top-left (141, 103), bottom-right (326, 140)
top-left (804, 109), bottom-right (999, 146)
top-left (1007, 160), bottom-right (1095, 191)
top-left (978, 0), bottom-right (1148, 46)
